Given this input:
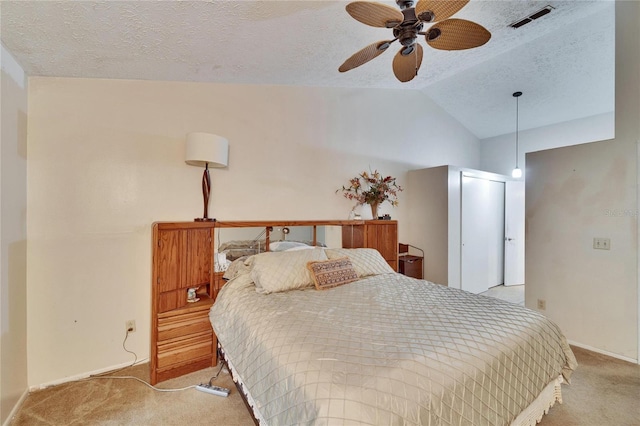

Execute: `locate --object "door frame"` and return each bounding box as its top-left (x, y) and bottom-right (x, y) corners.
top-left (447, 167), bottom-right (524, 290)
top-left (460, 175), bottom-right (506, 294)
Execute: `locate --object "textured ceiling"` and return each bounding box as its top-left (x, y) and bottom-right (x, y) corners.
top-left (0, 0), bottom-right (615, 139)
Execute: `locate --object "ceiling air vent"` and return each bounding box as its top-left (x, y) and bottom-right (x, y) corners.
top-left (509, 5), bottom-right (554, 29)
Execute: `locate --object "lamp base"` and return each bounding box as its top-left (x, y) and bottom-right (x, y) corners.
top-left (194, 218), bottom-right (215, 222)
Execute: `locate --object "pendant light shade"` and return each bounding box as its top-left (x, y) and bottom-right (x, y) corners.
top-left (511, 91), bottom-right (523, 179)
top-left (512, 167), bottom-right (522, 178)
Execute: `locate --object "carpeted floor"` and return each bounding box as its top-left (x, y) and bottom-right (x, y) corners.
top-left (11, 364), bottom-right (254, 425)
top-left (11, 346), bottom-right (640, 425)
top-left (480, 284), bottom-right (525, 306)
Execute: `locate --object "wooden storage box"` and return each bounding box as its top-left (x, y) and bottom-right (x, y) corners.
top-left (399, 255), bottom-right (423, 280)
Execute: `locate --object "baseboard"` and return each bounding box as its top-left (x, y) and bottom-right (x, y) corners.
top-left (3, 388), bottom-right (29, 426)
top-left (567, 340), bottom-right (638, 364)
top-left (29, 358), bottom-right (149, 391)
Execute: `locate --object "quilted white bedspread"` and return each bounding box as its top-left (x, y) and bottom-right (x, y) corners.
top-left (210, 273), bottom-right (577, 425)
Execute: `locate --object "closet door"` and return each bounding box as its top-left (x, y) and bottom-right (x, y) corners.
top-left (461, 176), bottom-right (505, 294)
top-left (504, 180), bottom-right (525, 286)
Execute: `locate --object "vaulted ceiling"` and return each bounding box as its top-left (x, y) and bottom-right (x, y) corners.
top-left (1, 0), bottom-right (615, 139)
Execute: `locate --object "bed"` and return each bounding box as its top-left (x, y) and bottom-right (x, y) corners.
top-left (209, 247), bottom-right (577, 425)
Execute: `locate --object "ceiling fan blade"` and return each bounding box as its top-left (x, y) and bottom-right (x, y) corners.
top-left (346, 1), bottom-right (404, 28)
top-left (339, 40), bottom-right (393, 72)
top-left (415, 0), bottom-right (469, 23)
top-left (426, 18), bottom-right (491, 50)
top-left (392, 44), bottom-right (423, 83)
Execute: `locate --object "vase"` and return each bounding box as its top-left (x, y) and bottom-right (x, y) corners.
top-left (370, 203), bottom-right (379, 219)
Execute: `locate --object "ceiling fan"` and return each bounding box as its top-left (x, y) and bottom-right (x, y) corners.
top-left (339, 0), bottom-right (491, 82)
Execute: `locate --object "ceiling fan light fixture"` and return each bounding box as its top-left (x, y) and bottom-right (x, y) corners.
top-left (396, 0), bottom-right (415, 9)
top-left (400, 35), bottom-right (417, 46)
top-left (426, 28), bottom-right (441, 41)
top-left (401, 45), bottom-right (416, 55)
top-left (417, 10), bottom-right (435, 22)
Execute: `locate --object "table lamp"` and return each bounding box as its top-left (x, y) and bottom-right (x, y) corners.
top-left (185, 132), bottom-right (229, 221)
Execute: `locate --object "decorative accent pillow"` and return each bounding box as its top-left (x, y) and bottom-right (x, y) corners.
top-left (325, 248), bottom-right (395, 277)
top-left (307, 257), bottom-right (359, 290)
top-left (250, 248), bottom-right (328, 294)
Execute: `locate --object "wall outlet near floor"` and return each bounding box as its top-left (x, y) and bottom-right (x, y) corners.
top-left (593, 237), bottom-right (611, 250)
top-left (537, 299), bottom-right (546, 310)
top-left (126, 320), bottom-right (136, 333)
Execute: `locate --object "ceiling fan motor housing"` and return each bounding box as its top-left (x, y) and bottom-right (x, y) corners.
top-left (394, 8), bottom-right (422, 46)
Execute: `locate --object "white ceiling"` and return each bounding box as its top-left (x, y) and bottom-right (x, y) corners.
top-left (0, 0), bottom-right (615, 139)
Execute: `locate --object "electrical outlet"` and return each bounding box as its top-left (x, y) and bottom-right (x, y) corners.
top-left (593, 237), bottom-right (611, 250)
top-left (126, 320), bottom-right (136, 333)
top-left (537, 299), bottom-right (546, 310)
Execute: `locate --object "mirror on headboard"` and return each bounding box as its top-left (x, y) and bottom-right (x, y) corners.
top-left (213, 221), bottom-right (356, 271)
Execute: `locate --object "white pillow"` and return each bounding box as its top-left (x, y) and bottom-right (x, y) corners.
top-left (269, 241), bottom-right (312, 252)
top-left (250, 248), bottom-right (328, 294)
top-left (325, 248), bottom-right (395, 277)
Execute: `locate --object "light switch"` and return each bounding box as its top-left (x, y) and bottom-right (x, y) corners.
top-left (593, 237), bottom-right (611, 250)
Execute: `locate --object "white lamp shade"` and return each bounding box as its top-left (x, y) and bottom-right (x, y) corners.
top-left (185, 132), bottom-right (229, 168)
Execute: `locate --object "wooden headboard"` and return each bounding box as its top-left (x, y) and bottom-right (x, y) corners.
top-left (150, 219), bottom-right (397, 384)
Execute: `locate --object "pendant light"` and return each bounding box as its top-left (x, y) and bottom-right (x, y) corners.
top-left (511, 91), bottom-right (523, 178)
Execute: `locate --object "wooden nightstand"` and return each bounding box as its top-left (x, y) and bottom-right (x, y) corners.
top-left (155, 299), bottom-right (216, 383)
top-left (151, 222), bottom-right (217, 385)
top-left (399, 255), bottom-right (423, 279)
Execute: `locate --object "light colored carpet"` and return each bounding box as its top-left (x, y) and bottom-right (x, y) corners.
top-left (11, 346), bottom-right (640, 425)
top-left (11, 363), bottom-right (254, 425)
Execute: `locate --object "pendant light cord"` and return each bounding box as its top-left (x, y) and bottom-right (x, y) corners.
top-left (515, 95), bottom-right (519, 168)
top-left (512, 91), bottom-right (523, 172)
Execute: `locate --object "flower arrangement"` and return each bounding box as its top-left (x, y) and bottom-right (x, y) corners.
top-left (337, 170), bottom-right (403, 218)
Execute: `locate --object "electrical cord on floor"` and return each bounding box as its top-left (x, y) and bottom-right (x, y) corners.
top-left (207, 361), bottom-right (226, 387)
top-left (82, 328), bottom-right (197, 393)
top-left (88, 375), bottom-right (197, 392)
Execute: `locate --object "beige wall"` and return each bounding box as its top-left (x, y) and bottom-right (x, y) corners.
top-left (525, 1), bottom-right (639, 361)
top-left (0, 44), bottom-right (29, 423)
top-left (26, 78), bottom-right (480, 386)
top-left (407, 166), bottom-right (449, 286)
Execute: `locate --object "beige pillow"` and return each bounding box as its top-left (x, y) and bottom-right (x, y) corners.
top-left (222, 255), bottom-right (252, 280)
top-left (325, 248), bottom-right (394, 277)
top-left (307, 257), bottom-right (359, 290)
top-left (250, 248), bottom-right (328, 294)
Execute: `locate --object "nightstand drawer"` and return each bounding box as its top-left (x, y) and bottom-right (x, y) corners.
top-left (157, 310), bottom-right (212, 342)
top-left (157, 331), bottom-right (213, 369)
